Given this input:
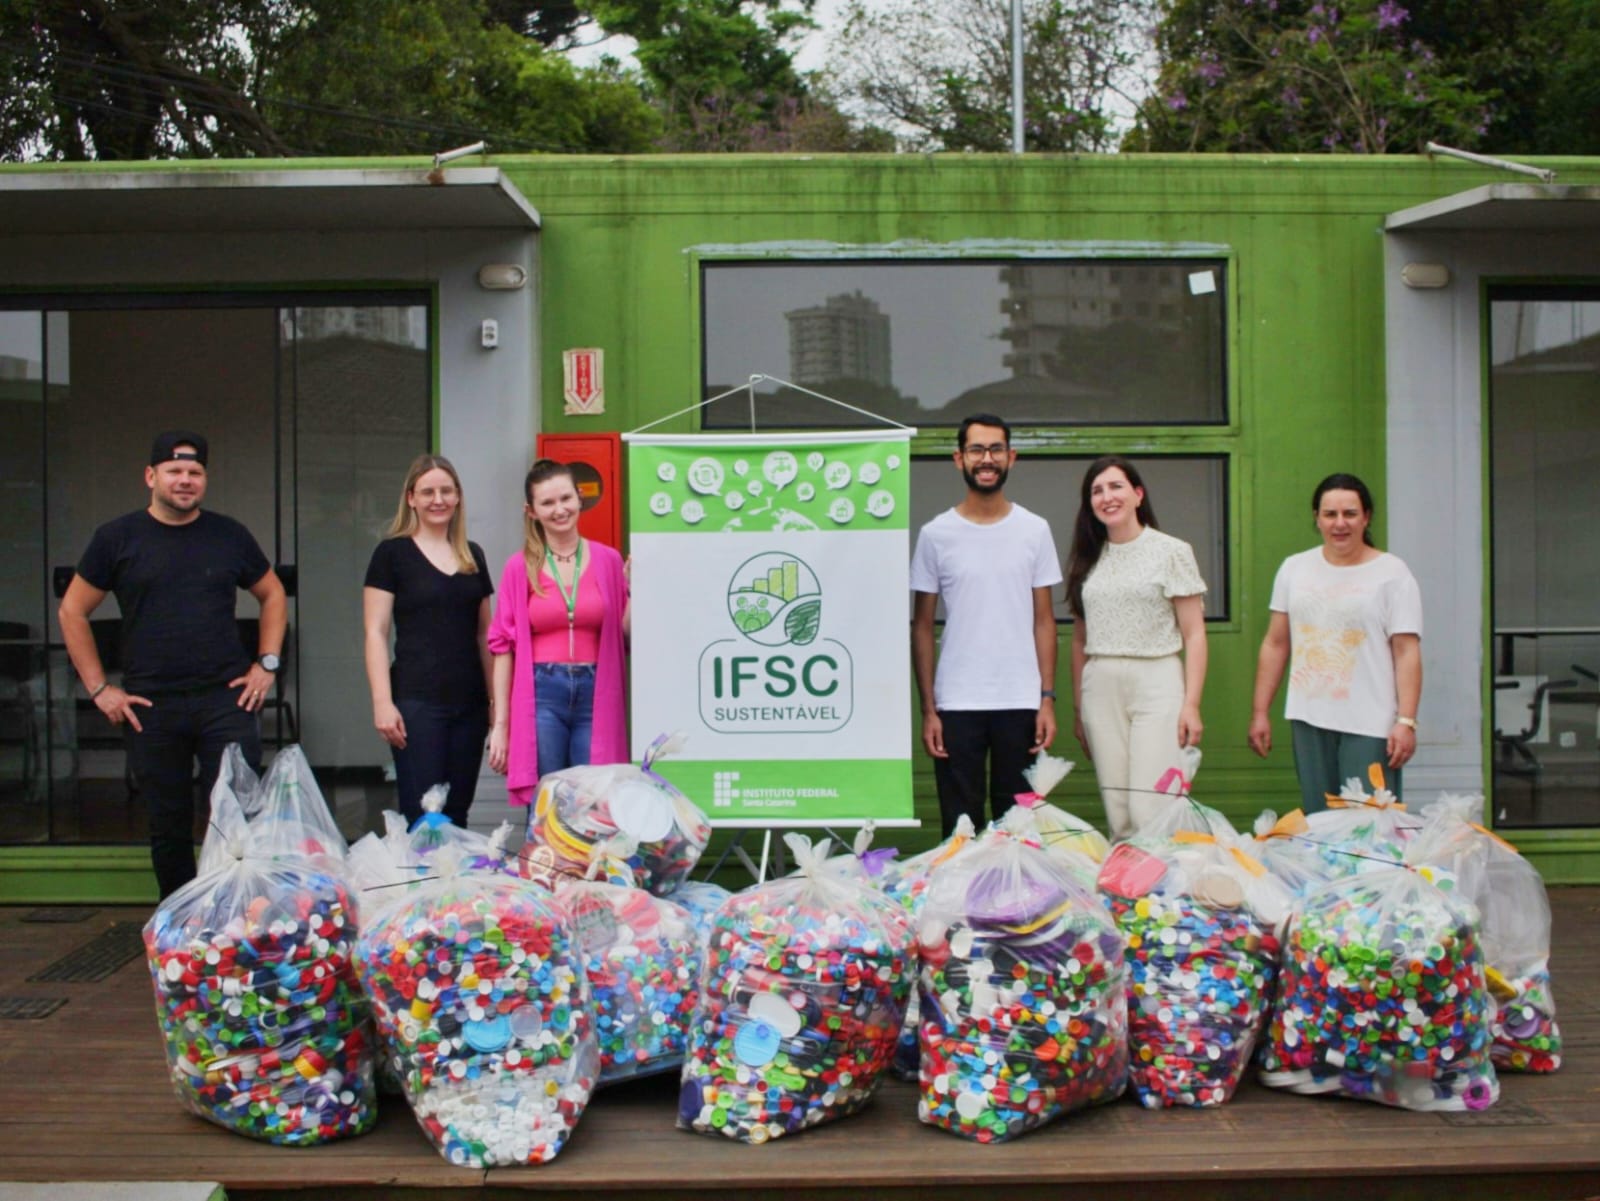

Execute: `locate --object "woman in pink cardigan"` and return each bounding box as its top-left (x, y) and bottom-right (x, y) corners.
top-left (486, 459), bottom-right (629, 808)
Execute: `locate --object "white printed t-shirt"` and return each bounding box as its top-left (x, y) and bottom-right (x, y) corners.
top-left (1081, 526), bottom-right (1206, 657)
top-left (1270, 548), bottom-right (1423, 739)
top-left (910, 503), bottom-right (1062, 712)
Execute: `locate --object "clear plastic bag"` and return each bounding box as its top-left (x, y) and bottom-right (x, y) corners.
top-left (997, 752), bottom-right (1112, 865)
top-left (555, 873), bottom-right (700, 1086)
top-left (407, 787), bottom-right (516, 875)
top-left (211, 742), bottom-right (262, 816)
top-left (679, 834), bottom-right (913, 1144)
top-left (1302, 765), bottom-right (1421, 877)
top-left (199, 744), bottom-right (348, 879)
top-left (663, 879), bottom-right (732, 944)
top-left (917, 829), bottom-right (1128, 1142)
top-left (353, 848), bottom-right (597, 1166)
top-left (1099, 817), bottom-right (1286, 1108)
top-left (520, 733), bottom-right (711, 895)
top-left (1261, 865), bottom-right (1498, 1110)
top-left (1406, 795), bottom-right (1561, 1072)
top-left (1251, 809), bottom-right (1342, 898)
top-left (143, 789), bottom-right (376, 1144)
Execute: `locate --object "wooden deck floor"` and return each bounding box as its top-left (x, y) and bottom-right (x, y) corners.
top-left (1, 892), bottom-right (1597, 1201)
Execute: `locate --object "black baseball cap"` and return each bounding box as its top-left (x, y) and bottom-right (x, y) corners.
top-left (150, 430), bottom-right (209, 467)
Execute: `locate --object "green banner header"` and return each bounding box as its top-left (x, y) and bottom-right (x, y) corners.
top-left (629, 439), bottom-right (911, 534)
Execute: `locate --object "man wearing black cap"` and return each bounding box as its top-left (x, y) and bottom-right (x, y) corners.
top-left (59, 431), bottom-right (288, 899)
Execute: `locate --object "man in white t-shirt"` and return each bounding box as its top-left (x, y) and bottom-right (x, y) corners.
top-left (911, 414), bottom-right (1063, 836)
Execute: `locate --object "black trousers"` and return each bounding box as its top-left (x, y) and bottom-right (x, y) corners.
top-left (391, 697), bottom-right (489, 828)
top-left (931, 708), bottom-right (1036, 838)
top-left (125, 684), bottom-right (261, 899)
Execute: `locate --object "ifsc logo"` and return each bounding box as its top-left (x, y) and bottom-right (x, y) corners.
top-left (698, 551), bottom-right (852, 733)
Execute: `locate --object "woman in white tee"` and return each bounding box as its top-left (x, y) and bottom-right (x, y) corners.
top-left (1249, 473), bottom-right (1422, 812)
top-left (1067, 456), bottom-right (1208, 839)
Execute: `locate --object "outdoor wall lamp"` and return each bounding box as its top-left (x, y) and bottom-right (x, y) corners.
top-left (1401, 262), bottom-right (1451, 289)
top-left (478, 263), bottom-right (528, 290)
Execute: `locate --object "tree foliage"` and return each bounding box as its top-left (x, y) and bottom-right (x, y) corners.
top-left (1128, 0), bottom-right (1600, 154)
top-left (0, 0), bottom-right (870, 160)
top-left (829, 0), bottom-right (1157, 152)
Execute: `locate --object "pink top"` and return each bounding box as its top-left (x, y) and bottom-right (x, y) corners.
top-left (528, 571), bottom-right (604, 663)
top-left (487, 542), bottom-right (629, 805)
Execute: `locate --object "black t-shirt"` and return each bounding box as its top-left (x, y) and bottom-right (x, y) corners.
top-left (77, 510), bottom-right (271, 694)
top-left (364, 537), bottom-right (492, 708)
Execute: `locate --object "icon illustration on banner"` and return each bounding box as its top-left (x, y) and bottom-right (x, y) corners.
top-left (727, 552), bottom-right (821, 647)
top-left (698, 550), bottom-right (852, 734)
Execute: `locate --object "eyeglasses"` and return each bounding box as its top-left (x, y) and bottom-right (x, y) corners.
top-left (962, 444), bottom-right (1010, 461)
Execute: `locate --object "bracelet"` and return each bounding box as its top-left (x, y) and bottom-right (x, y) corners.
top-left (1040, 690), bottom-right (1057, 700)
top-left (88, 681), bottom-right (110, 700)
top-left (1396, 715), bottom-right (1417, 730)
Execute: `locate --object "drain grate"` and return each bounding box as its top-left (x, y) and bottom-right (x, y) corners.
top-left (21, 907), bottom-right (99, 923)
top-left (1437, 1100), bottom-right (1552, 1128)
top-left (0, 996), bottom-right (68, 1020)
top-left (27, 921), bottom-right (146, 983)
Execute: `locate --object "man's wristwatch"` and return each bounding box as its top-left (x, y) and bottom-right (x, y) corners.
top-left (1395, 715), bottom-right (1417, 730)
top-left (258, 653), bottom-right (281, 673)
top-left (1041, 690), bottom-right (1057, 700)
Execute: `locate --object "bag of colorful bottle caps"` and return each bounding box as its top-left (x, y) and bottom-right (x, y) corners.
top-left (143, 787), bottom-right (376, 1145)
top-left (917, 827), bottom-right (1128, 1142)
top-left (880, 816), bottom-right (979, 1080)
top-left (554, 845), bottom-right (701, 1086)
top-left (353, 846), bottom-right (597, 1166)
top-left (679, 833), bottom-right (913, 1144)
top-left (1406, 795), bottom-right (1562, 1072)
top-left (1099, 799), bottom-right (1288, 1108)
top-left (1303, 765), bottom-right (1420, 878)
top-left (520, 732), bottom-right (711, 895)
top-left (1261, 863), bottom-right (1499, 1110)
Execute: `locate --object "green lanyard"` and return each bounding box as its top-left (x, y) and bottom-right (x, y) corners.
top-left (548, 540), bottom-right (585, 658)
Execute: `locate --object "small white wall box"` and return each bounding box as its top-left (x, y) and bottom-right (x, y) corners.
top-left (481, 319), bottom-right (499, 349)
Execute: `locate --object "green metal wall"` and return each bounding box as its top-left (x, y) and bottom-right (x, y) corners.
top-left (498, 153), bottom-right (1545, 857)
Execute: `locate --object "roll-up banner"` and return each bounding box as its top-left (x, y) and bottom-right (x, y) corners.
top-left (625, 430), bottom-right (917, 827)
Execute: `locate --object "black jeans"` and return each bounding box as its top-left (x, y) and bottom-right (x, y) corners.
top-left (932, 708), bottom-right (1036, 838)
top-left (391, 697), bottom-right (489, 828)
top-left (125, 684), bottom-right (261, 899)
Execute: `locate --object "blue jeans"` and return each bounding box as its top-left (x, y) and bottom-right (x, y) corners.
top-left (535, 662), bottom-right (595, 777)
top-left (391, 698), bottom-right (489, 827)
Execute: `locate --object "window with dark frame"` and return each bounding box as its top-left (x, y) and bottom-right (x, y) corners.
top-left (700, 258), bottom-right (1228, 429)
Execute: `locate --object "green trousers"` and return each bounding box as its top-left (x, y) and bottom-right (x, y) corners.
top-left (1290, 720), bottom-right (1400, 814)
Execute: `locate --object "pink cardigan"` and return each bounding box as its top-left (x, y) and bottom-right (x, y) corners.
top-left (487, 543), bottom-right (629, 805)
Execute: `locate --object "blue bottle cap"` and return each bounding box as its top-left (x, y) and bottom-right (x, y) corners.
top-left (463, 1015), bottom-right (511, 1053)
top-left (734, 1019), bottom-right (780, 1067)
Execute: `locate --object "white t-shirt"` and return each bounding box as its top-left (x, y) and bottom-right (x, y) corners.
top-left (1081, 526), bottom-right (1206, 657)
top-left (910, 503), bottom-right (1062, 711)
top-left (1270, 547), bottom-right (1424, 738)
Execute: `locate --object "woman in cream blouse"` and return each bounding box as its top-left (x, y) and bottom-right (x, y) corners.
top-left (1066, 456), bottom-right (1208, 839)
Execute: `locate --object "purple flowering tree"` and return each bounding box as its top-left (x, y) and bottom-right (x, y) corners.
top-left (1124, 0), bottom-right (1495, 153)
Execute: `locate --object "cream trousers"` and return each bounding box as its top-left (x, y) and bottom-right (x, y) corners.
top-left (1080, 653), bottom-right (1186, 841)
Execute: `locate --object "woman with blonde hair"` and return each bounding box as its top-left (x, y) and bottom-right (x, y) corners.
top-left (487, 459), bottom-right (629, 808)
top-left (363, 454), bottom-right (493, 826)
